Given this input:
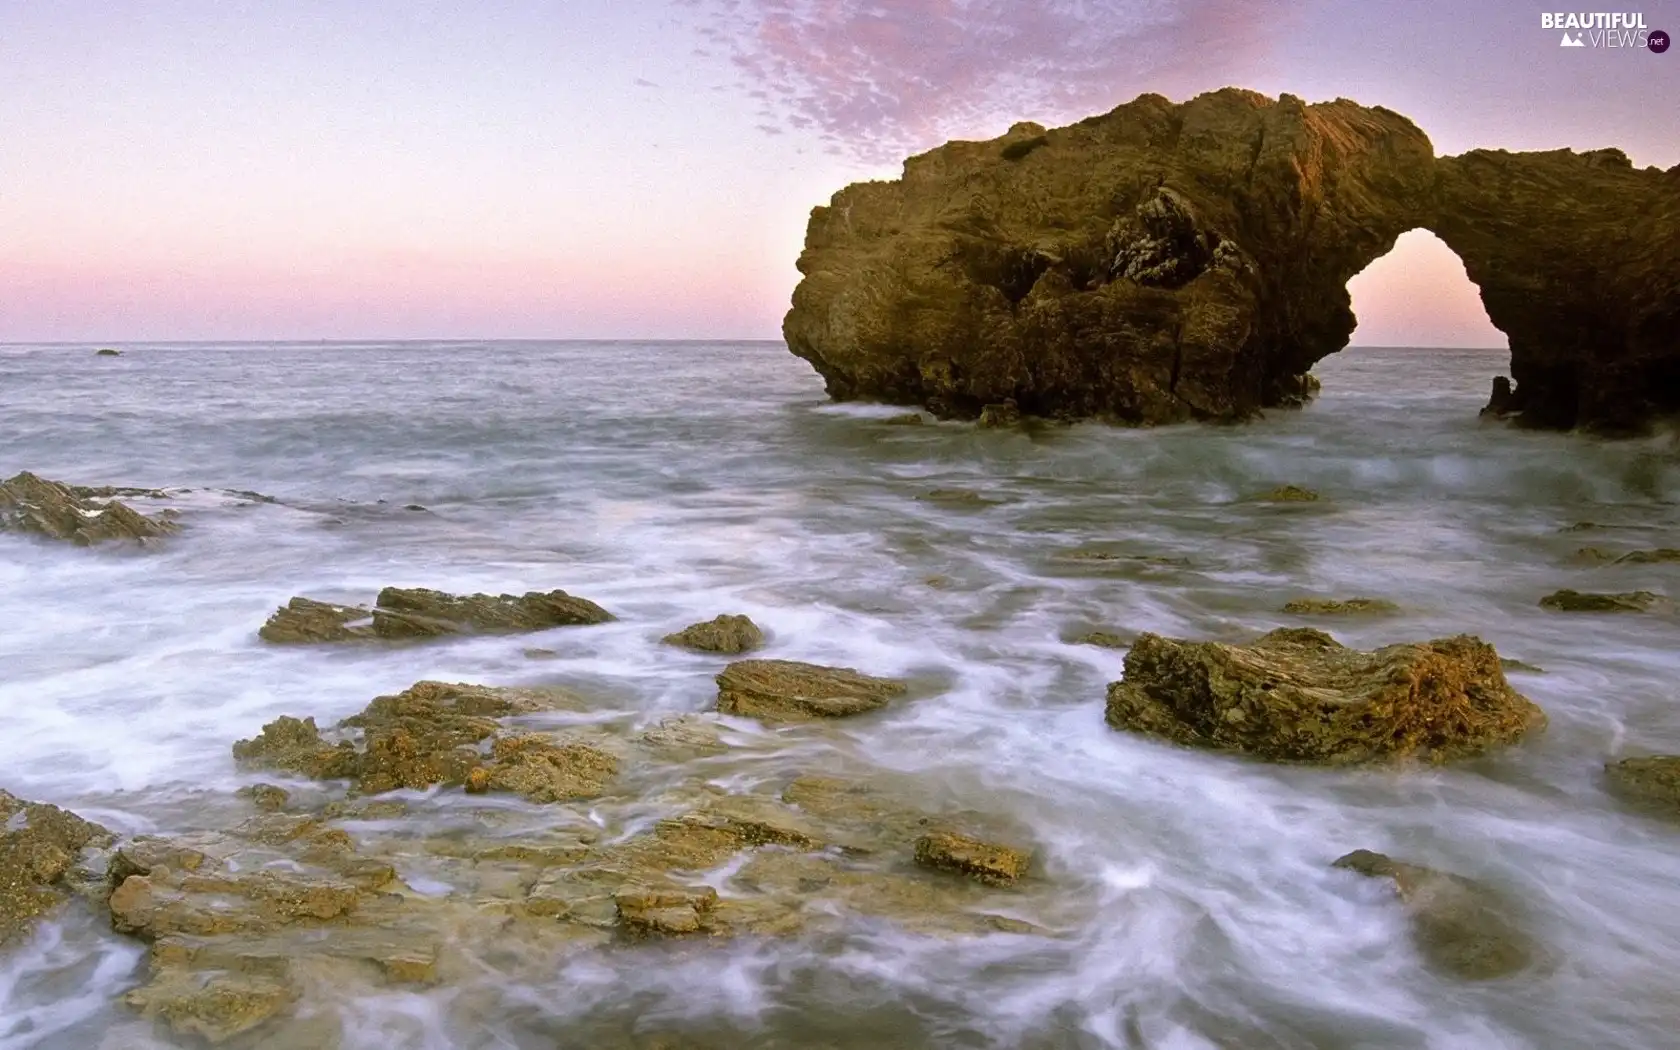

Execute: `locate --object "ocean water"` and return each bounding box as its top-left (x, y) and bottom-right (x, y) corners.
top-left (2, 340), bottom-right (1679, 1049)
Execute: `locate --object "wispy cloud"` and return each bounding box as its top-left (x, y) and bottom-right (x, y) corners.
top-left (680, 0), bottom-right (1288, 161)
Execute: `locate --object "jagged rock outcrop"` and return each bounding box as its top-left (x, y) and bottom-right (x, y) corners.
top-left (786, 89), bottom-right (1679, 432)
top-left (0, 790), bottom-right (113, 943)
top-left (257, 586), bottom-right (614, 643)
top-left (0, 471), bottom-right (177, 546)
top-left (232, 680), bottom-right (618, 801)
top-left (1104, 627), bottom-right (1545, 764)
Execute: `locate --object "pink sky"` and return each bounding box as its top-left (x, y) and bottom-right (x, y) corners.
top-left (2, 1), bottom-right (1675, 344)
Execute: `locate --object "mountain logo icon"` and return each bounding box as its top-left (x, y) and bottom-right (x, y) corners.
top-left (1560, 31), bottom-right (1586, 46)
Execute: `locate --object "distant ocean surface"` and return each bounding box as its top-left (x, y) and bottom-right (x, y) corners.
top-left (3, 340), bottom-right (1680, 1049)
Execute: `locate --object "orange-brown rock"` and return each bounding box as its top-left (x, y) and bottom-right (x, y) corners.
top-left (258, 585), bottom-right (614, 643)
top-left (1105, 627), bottom-right (1545, 764)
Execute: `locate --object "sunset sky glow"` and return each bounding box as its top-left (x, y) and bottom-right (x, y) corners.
top-left (3, 0), bottom-right (1675, 345)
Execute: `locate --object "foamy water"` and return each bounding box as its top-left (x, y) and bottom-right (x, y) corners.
top-left (3, 341), bottom-right (1680, 1048)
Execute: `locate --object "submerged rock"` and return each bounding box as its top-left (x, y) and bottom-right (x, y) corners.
top-left (1604, 755), bottom-right (1680, 816)
top-left (662, 614), bottom-right (765, 655)
top-left (258, 586), bottom-right (614, 643)
top-left (1255, 485), bottom-right (1321, 503)
top-left (1615, 549), bottom-right (1680, 564)
top-left (95, 347), bottom-right (122, 356)
top-left (1333, 849), bottom-right (1537, 980)
top-left (233, 680), bottom-right (614, 800)
top-left (1538, 589), bottom-right (1666, 612)
top-left (1281, 597), bottom-right (1399, 615)
top-left (0, 471), bottom-right (177, 546)
top-left (714, 660), bottom-right (908, 722)
top-left (0, 790), bottom-right (113, 944)
top-left (1104, 627), bottom-right (1544, 764)
top-left (1499, 658), bottom-right (1544, 674)
top-left (1073, 631), bottom-right (1132, 650)
top-left (883, 413), bottom-right (927, 426)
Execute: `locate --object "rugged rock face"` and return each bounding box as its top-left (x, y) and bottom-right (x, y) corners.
top-left (1539, 589), bottom-right (1667, 612)
top-left (258, 586), bottom-right (614, 643)
top-left (0, 471), bottom-right (177, 546)
top-left (1333, 849), bottom-right (1537, 980)
top-left (786, 89), bottom-right (1679, 432)
top-left (0, 790), bottom-right (113, 943)
top-left (1436, 149), bottom-right (1680, 432)
top-left (1104, 627), bottom-right (1545, 764)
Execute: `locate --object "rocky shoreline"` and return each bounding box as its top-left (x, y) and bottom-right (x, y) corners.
top-left (6, 466), bottom-right (1680, 1043)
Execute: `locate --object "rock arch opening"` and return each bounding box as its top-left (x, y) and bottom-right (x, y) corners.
top-left (1345, 230), bottom-right (1505, 352)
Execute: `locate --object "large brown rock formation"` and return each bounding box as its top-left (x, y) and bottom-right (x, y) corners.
top-left (785, 89), bottom-right (1679, 432)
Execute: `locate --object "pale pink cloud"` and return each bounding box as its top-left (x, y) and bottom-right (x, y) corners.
top-left (681, 0), bottom-right (1292, 160)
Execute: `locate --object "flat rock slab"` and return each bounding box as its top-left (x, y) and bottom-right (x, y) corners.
top-left (0, 471), bottom-right (177, 546)
top-left (1281, 597), bottom-right (1399, 616)
top-left (259, 586), bottom-right (613, 643)
top-left (913, 831), bottom-right (1032, 885)
top-left (1104, 627), bottom-right (1545, 764)
top-left (662, 614), bottom-right (765, 654)
top-left (715, 660), bottom-right (908, 722)
top-left (1334, 849), bottom-right (1537, 980)
top-left (1539, 589), bottom-right (1667, 612)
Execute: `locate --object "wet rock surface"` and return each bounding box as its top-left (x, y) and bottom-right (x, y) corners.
top-left (1280, 597), bottom-right (1399, 615)
top-left (786, 88), bottom-right (1678, 432)
top-left (0, 789), bottom-right (113, 944)
top-left (258, 586), bottom-right (614, 643)
top-left (1334, 849), bottom-right (1538, 980)
top-left (1255, 485), bottom-right (1321, 503)
top-left (0, 471), bottom-right (178, 546)
top-left (714, 659), bottom-right (909, 722)
top-left (913, 831), bottom-right (1032, 885)
top-left (1604, 755), bottom-right (1680, 816)
top-left (1539, 589), bottom-right (1667, 612)
top-left (232, 680), bottom-right (616, 801)
top-left (97, 696), bottom-right (1047, 1044)
top-left (661, 614), bottom-right (766, 654)
top-left (1105, 627), bottom-right (1545, 764)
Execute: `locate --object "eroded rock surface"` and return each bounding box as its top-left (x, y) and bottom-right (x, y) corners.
top-left (786, 89), bottom-right (1679, 432)
top-left (714, 660), bottom-right (908, 722)
top-left (103, 752), bottom-right (1044, 1041)
top-left (1104, 627), bottom-right (1544, 764)
top-left (258, 586), bottom-right (614, 643)
top-left (232, 680), bottom-right (616, 801)
top-left (0, 471), bottom-right (177, 546)
top-left (662, 614), bottom-right (766, 654)
top-left (0, 790), bottom-right (113, 943)
top-left (1334, 849), bottom-right (1537, 980)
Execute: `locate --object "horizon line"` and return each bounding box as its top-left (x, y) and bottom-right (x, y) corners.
top-left (0, 339), bottom-right (1511, 350)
